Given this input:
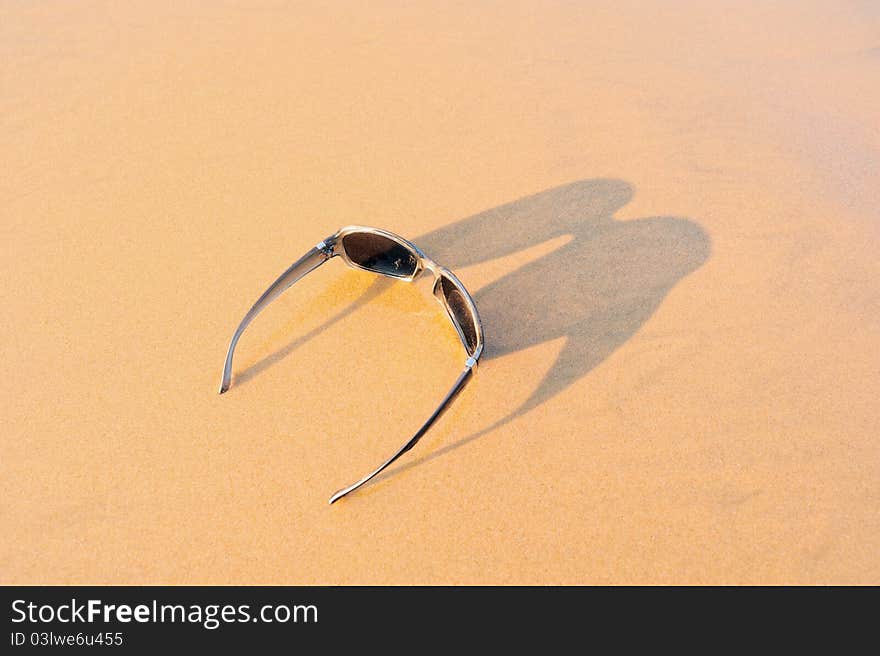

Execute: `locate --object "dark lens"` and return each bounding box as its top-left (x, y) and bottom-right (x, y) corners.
top-left (342, 232), bottom-right (419, 278)
top-left (440, 274), bottom-right (479, 354)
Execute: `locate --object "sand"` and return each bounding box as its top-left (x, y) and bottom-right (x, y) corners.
top-left (1, 1), bottom-right (878, 584)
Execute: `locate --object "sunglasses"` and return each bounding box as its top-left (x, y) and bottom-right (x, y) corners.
top-left (220, 226), bottom-right (484, 504)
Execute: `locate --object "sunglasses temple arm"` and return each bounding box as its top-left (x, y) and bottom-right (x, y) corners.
top-left (219, 242), bottom-right (335, 393)
top-left (328, 363), bottom-right (475, 504)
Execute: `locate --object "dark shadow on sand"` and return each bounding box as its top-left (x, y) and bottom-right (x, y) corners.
top-left (371, 179), bottom-right (711, 482)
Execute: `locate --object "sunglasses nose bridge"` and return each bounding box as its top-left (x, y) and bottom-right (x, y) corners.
top-left (419, 258), bottom-right (442, 282)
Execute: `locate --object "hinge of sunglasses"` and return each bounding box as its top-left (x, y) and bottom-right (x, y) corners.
top-left (316, 237), bottom-right (338, 258)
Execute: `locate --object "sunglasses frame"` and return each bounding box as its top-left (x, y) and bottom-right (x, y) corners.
top-left (333, 226), bottom-right (483, 359)
top-left (219, 225), bottom-right (483, 504)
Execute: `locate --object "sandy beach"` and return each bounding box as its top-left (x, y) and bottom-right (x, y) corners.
top-left (1, 1), bottom-right (878, 583)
